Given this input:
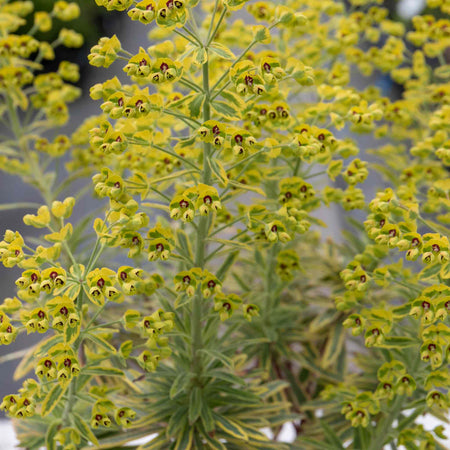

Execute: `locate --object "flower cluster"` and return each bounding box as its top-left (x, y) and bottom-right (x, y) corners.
top-left (1, 0), bottom-right (450, 448)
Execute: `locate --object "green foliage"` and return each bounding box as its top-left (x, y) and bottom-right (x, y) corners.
top-left (0, 0), bottom-right (449, 448)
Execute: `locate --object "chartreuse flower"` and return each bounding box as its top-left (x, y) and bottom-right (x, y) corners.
top-left (115, 407), bottom-right (136, 427)
top-left (426, 390), bottom-right (449, 409)
top-left (20, 307), bottom-right (49, 334)
top-left (139, 308), bottom-right (175, 348)
top-left (421, 233), bottom-right (449, 264)
top-left (128, 0), bottom-right (157, 24)
top-left (340, 262), bottom-right (370, 292)
top-left (195, 184), bottom-right (221, 215)
top-left (342, 159), bottom-right (369, 185)
top-left (137, 349), bottom-right (165, 372)
top-left (170, 194), bottom-right (195, 222)
top-left (54, 428), bottom-right (81, 450)
top-left (86, 267), bottom-right (123, 304)
top-left (243, 303), bottom-right (259, 321)
top-left (169, 185), bottom-right (222, 222)
top-left (94, 0), bottom-right (133, 12)
top-left (116, 266), bottom-right (145, 295)
top-left (0, 390), bottom-right (35, 419)
top-left (201, 270), bottom-right (222, 298)
top-left (59, 28), bottom-right (84, 48)
top-left (259, 55), bottom-right (285, 84)
top-left (278, 177), bottom-right (315, 205)
top-left (377, 360), bottom-right (406, 383)
top-left (53, 1), bottom-right (81, 20)
top-left (34, 11), bottom-right (52, 32)
top-left (58, 61), bottom-right (79, 83)
top-left (40, 267), bottom-right (67, 293)
top-left (23, 206), bottom-right (51, 228)
top-left (36, 135), bottom-right (72, 157)
top-left (0, 230), bottom-right (25, 268)
top-left (197, 120), bottom-right (227, 145)
top-left (343, 392), bottom-right (380, 428)
top-left (35, 357), bottom-right (57, 380)
top-left (265, 220), bottom-right (291, 243)
top-left (51, 197), bottom-right (75, 219)
top-left (227, 127), bottom-right (257, 158)
top-left (155, 0), bottom-right (188, 28)
top-left (0, 311), bottom-right (17, 345)
top-left (46, 295), bottom-right (80, 332)
top-left (89, 35), bottom-right (121, 68)
top-left (0, 297), bottom-right (21, 313)
top-left (275, 249), bottom-right (299, 281)
top-left (174, 268), bottom-right (201, 296)
top-left (147, 223), bottom-right (174, 261)
top-left (214, 293), bottom-right (243, 321)
top-left (90, 399), bottom-right (114, 428)
top-left (35, 343), bottom-right (80, 386)
top-left (343, 314), bottom-right (366, 336)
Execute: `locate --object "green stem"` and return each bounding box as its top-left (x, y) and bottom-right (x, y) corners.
top-left (181, 26), bottom-right (203, 47)
top-left (205, 229), bottom-right (248, 262)
top-left (179, 77), bottom-right (204, 93)
top-left (190, 56), bottom-right (212, 379)
top-left (61, 380), bottom-right (76, 424)
top-left (225, 148), bottom-right (266, 172)
top-left (264, 244), bottom-right (278, 314)
top-left (141, 142), bottom-right (200, 171)
top-left (368, 396), bottom-right (404, 450)
top-left (173, 28), bottom-right (199, 47)
top-left (304, 169), bottom-right (328, 180)
top-left (209, 215), bottom-right (245, 237)
top-left (206, 0), bottom-right (220, 43)
top-left (206, 6), bottom-right (227, 47)
top-left (162, 108), bottom-right (202, 127)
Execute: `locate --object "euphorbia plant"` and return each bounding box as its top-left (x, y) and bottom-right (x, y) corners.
top-left (0, 0), bottom-right (449, 448)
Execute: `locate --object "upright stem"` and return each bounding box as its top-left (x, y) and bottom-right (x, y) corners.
top-left (264, 244), bottom-right (278, 314)
top-left (191, 57), bottom-right (211, 378)
top-left (368, 395), bottom-right (404, 450)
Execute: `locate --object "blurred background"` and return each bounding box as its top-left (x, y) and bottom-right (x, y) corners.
top-left (0, 0), bottom-right (447, 446)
